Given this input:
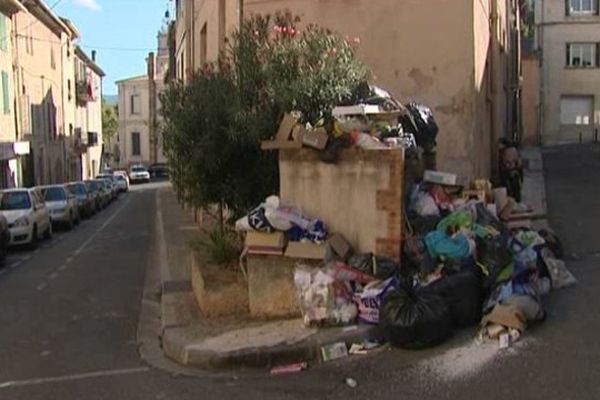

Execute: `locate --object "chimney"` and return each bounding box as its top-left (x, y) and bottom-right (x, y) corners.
top-left (91, 50), bottom-right (96, 61)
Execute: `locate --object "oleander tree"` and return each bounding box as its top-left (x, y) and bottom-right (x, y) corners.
top-left (160, 12), bottom-right (369, 231)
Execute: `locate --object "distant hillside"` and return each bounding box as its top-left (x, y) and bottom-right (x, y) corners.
top-left (103, 95), bottom-right (118, 106)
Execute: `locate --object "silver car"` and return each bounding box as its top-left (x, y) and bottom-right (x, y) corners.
top-left (39, 185), bottom-right (80, 229)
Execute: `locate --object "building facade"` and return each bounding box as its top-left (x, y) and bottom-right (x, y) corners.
top-left (116, 32), bottom-right (168, 168)
top-left (174, 0), bottom-right (521, 180)
top-left (74, 46), bottom-right (104, 180)
top-left (536, 0), bottom-right (600, 144)
top-left (0, 0), bottom-right (28, 189)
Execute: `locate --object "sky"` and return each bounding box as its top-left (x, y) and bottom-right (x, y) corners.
top-left (53, 0), bottom-right (173, 95)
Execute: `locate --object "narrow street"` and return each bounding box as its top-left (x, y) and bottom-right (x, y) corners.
top-left (0, 144), bottom-right (597, 399)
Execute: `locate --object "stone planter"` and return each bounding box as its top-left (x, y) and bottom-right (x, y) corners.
top-left (190, 251), bottom-right (249, 318)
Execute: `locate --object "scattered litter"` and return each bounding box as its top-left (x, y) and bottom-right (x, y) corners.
top-left (345, 377), bottom-right (358, 388)
top-left (499, 333), bottom-right (510, 349)
top-left (348, 341), bottom-right (382, 355)
top-left (321, 342), bottom-right (349, 362)
top-left (270, 362), bottom-right (308, 375)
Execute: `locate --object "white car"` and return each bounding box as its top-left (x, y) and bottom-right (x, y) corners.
top-left (114, 174), bottom-right (129, 192)
top-left (0, 188), bottom-right (52, 248)
top-left (39, 185), bottom-right (80, 229)
top-left (129, 165), bottom-right (150, 184)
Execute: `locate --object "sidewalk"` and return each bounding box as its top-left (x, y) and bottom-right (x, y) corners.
top-left (156, 188), bottom-right (380, 370)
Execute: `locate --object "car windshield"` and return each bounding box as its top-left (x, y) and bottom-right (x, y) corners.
top-left (131, 167), bottom-right (146, 173)
top-left (0, 192), bottom-right (31, 210)
top-left (86, 181), bottom-right (98, 191)
top-left (68, 184), bottom-right (86, 196)
top-left (43, 187), bottom-right (66, 201)
top-left (115, 175), bottom-right (125, 181)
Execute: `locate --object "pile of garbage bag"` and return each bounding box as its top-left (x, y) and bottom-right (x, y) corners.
top-left (288, 174), bottom-right (576, 351)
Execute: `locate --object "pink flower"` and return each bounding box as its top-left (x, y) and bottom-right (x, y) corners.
top-left (282, 26), bottom-right (288, 33)
top-left (253, 30), bottom-right (260, 37)
top-left (353, 37), bottom-right (361, 44)
top-left (289, 27), bottom-right (296, 36)
top-left (330, 47), bottom-right (338, 55)
top-left (273, 25), bottom-right (282, 33)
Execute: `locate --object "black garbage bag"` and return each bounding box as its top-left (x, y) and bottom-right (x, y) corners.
top-left (400, 103), bottom-right (439, 152)
top-left (380, 287), bottom-right (452, 349)
top-left (348, 253), bottom-right (398, 280)
top-left (476, 234), bottom-right (513, 291)
top-left (419, 265), bottom-right (483, 328)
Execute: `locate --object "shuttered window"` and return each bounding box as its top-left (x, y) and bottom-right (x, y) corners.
top-left (2, 71), bottom-right (9, 115)
top-left (0, 15), bottom-right (7, 52)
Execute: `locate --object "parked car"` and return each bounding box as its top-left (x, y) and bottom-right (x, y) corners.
top-left (129, 164), bottom-right (150, 184)
top-left (97, 175), bottom-right (118, 200)
top-left (113, 174), bottom-right (129, 192)
top-left (39, 185), bottom-right (80, 229)
top-left (95, 179), bottom-right (113, 206)
top-left (148, 163), bottom-right (169, 179)
top-left (0, 214), bottom-right (9, 267)
top-left (0, 188), bottom-right (52, 248)
top-left (67, 182), bottom-right (95, 218)
top-left (85, 180), bottom-right (105, 211)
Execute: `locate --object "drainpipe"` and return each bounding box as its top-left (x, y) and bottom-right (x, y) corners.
top-left (489, 0), bottom-right (499, 179)
top-left (538, 0), bottom-right (545, 145)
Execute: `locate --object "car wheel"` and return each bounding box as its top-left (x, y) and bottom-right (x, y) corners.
top-left (29, 225), bottom-right (38, 250)
top-left (44, 223), bottom-right (53, 240)
top-left (0, 234), bottom-right (8, 268)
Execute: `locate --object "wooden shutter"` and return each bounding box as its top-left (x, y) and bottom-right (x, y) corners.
top-left (596, 43), bottom-right (600, 68)
top-left (2, 71), bottom-right (9, 115)
top-left (596, 0), bottom-right (600, 15)
top-left (566, 43), bottom-right (571, 67)
top-left (566, 0), bottom-right (571, 16)
top-left (0, 16), bottom-right (6, 52)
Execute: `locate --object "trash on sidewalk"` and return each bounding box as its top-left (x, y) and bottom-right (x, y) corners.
top-left (345, 377), bottom-right (358, 388)
top-left (348, 341), bottom-right (384, 355)
top-left (270, 362), bottom-right (308, 375)
top-left (321, 342), bottom-right (349, 362)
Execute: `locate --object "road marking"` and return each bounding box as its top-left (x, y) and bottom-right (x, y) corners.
top-left (57, 264), bottom-right (67, 271)
top-left (49, 272), bottom-right (59, 280)
top-left (72, 197), bottom-right (132, 257)
top-left (0, 367), bottom-right (150, 389)
top-left (155, 190), bottom-right (171, 282)
top-left (22, 255), bottom-right (32, 261)
top-left (65, 256), bottom-right (73, 264)
top-left (10, 261), bottom-right (21, 269)
top-left (36, 282), bottom-right (47, 291)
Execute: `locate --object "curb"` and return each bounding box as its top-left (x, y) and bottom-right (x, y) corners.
top-left (161, 322), bottom-right (382, 370)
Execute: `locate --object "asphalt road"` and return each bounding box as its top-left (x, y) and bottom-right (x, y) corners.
top-left (0, 145), bottom-right (597, 399)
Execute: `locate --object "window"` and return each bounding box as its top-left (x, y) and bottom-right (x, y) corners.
top-left (568, 0), bottom-right (599, 14)
top-left (0, 15), bottom-right (7, 52)
top-left (67, 79), bottom-right (72, 100)
top-left (131, 132), bottom-right (141, 156)
top-left (1, 71), bottom-right (9, 115)
top-left (560, 95), bottom-right (594, 124)
top-left (130, 94), bottom-right (141, 115)
top-left (567, 43), bottom-right (598, 67)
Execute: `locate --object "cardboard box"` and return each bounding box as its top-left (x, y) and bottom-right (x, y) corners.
top-left (246, 231), bottom-right (286, 255)
top-left (261, 113), bottom-right (303, 150)
top-left (327, 234), bottom-right (352, 260)
top-left (424, 170), bottom-right (457, 186)
top-left (302, 128), bottom-right (329, 150)
top-left (332, 105), bottom-right (381, 117)
top-left (285, 241), bottom-right (327, 260)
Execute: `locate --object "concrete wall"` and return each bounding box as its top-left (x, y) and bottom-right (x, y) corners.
top-left (246, 0), bottom-right (485, 179)
top-left (279, 148), bottom-right (404, 262)
top-left (522, 55), bottom-right (540, 145)
top-left (536, 0), bottom-right (600, 144)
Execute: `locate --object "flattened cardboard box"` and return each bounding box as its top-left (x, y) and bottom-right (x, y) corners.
top-left (246, 231), bottom-right (286, 255)
top-left (285, 241), bottom-right (327, 260)
top-left (302, 128), bottom-right (328, 150)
